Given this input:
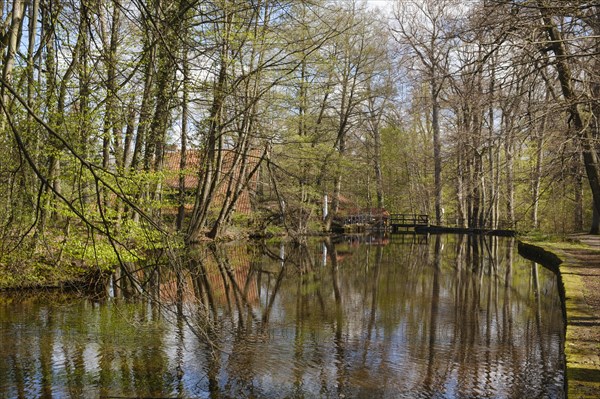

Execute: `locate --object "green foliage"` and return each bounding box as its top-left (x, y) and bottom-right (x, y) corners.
top-left (0, 246), bottom-right (87, 289)
top-left (522, 231), bottom-right (567, 243)
top-left (380, 124), bottom-right (432, 214)
top-left (2, 0), bottom-right (600, 293)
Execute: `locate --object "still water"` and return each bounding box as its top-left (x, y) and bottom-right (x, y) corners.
top-left (0, 235), bottom-right (564, 398)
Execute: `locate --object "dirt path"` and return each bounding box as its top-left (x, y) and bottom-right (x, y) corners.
top-left (521, 235), bottom-right (600, 398)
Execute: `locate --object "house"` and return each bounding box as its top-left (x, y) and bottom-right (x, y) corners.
top-left (162, 148), bottom-right (261, 215)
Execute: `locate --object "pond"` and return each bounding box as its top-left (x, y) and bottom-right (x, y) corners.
top-left (0, 235), bottom-right (565, 398)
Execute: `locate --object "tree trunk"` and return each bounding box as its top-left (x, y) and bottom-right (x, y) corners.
top-left (432, 75), bottom-right (443, 225)
top-left (574, 163), bottom-right (584, 232)
top-left (131, 45), bottom-right (155, 172)
top-left (0, 0), bottom-right (26, 130)
top-left (591, 204), bottom-right (600, 235)
top-left (37, 2), bottom-right (59, 235)
top-left (503, 112), bottom-right (515, 228)
top-left (373, 120), bottom-right (384, 210)
top-left (177, 44), bottom-right (190, 232)
top-left (100, 2), bottom-right (122, 217)
top-left (531, 91), bottom-right (548, 230)
top-left (538, 2), bottom-right (600, 232)
top-left (186, 27), bottom-right (228, 243)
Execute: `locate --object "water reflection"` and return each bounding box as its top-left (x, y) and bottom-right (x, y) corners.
top-left (0, 235), bottom-right (564, 398)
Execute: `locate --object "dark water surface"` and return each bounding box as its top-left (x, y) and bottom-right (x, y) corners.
top-left (0, 235), bottom-right (564, 398)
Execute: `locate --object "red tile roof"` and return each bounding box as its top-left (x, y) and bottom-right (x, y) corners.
top-left (162, 148), bottom-right (261, 215)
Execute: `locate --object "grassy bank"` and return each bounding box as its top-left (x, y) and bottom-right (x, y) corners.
top-left (519, 236), bottom-right (600, 399)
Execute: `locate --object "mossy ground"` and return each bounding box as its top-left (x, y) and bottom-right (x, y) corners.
top-left (0, 257), bottom-right (97, 290)
top-left (520, 235), bottom-right (600, 399)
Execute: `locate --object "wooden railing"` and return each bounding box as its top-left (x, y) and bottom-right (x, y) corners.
top-left (342, 213), bottom-right (430, 227)
top-left (343, 214), bottom-right (388, 225)
top-left (339, 212), bottom-right (516, 234)
top-left (389, 214), bottom-right (430, 226)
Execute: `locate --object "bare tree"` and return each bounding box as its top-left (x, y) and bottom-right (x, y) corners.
top-left (391, 0), bottom-right (459, 225)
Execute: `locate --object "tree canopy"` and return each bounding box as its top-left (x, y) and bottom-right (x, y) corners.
top-left (0, 0), bottom-right (598, 273)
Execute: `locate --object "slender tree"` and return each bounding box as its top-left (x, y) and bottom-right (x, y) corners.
top-left (391, 0), bottom-right (459, 225)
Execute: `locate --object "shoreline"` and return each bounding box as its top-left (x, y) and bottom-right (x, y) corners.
top-left (3, 232), bottom-right (597, 398)
top-left (518, 236), bottom-right (600, 399)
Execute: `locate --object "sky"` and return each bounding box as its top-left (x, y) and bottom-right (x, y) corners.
top-left (366, 0), bottom-right (394, 13)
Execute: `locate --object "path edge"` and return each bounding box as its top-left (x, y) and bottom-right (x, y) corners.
top-left (518, 239), bottom-right (600, 399)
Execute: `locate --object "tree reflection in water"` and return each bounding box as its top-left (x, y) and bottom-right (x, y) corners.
top-left (0, 235), bottom-right (565, 398)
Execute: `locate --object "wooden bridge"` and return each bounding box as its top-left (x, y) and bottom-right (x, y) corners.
top-left (389, 214), bottom-right (430, 232)
top-left (340, 213), bottom-right (515, 236)
top-left (341, 213), bottom-right (429, 233)
top-left (342, 213), bottom-right (388, 231)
